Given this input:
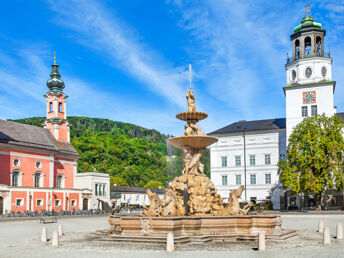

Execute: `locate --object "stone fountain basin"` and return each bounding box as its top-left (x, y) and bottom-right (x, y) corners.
top-left (167, 135), bottom-right (218, 149)
top-left (108, 215), bottom-right (284, 237)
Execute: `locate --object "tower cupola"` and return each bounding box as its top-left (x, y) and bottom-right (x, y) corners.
top-left (46, 58), bottom-right (65, 93)
top-left (43, 53), bottom-right (70, 142)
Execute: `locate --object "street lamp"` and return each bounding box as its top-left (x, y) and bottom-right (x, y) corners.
top-left (237, 123), bottom-right (247, 201)
top-left (243, 126), bottom-right (247, 201)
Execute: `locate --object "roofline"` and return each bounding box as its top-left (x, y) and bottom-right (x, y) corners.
top-left (285, 56), bottom-right (332, 68)
top-left (283, 81), bottom-right (336, 95)
top-left (208, 126), bottom-right (285, 136)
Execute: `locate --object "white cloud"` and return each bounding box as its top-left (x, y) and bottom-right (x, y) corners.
top-left (46, 0), bottom-right (188, 109)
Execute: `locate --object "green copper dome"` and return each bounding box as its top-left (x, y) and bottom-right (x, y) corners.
top-left (294, 15), bottom-right (322, 32)
top-left (46, 63), bottom-right (65, 93)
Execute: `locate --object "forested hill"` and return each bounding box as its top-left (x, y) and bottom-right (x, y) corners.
top-left (12, 116), bottom-right (208, 188)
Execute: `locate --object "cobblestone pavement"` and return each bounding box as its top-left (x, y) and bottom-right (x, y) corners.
top-left (1, 214), bottom-right (344, 258)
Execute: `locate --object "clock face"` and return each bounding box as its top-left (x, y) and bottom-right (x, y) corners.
top-left (321, 66), bottom-right (327, 78)
top-left (305, 67), bottom-right (312, 78)
top-left (303, 91), bottom-right (316, 104)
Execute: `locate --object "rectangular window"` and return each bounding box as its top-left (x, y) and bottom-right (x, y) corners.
top-left (49, 102), bottom-right (53, 112)
top-left (71, 200), bottom-right (76, 207)
top-left (265, 154), bottom-right (271, 165)
top-left (302, 106), bottom-right (308, 117)
top-left (265, 174), bottom-right (271, 184)
top-left (54, 200), bottom-right (61, 207)
top-left (249, 155), bottom-right (255, 166)
top-left (16, 198), bottom-right (23, 207)
top-left (95, 184), bottom-right (99, 196)
top-left (250, 174), bottom-right (256, 185)
top-left (222, 175), bottom-right (228, 186)
top-left (311, 105), bottom-right (317, 116)
top-left (236, 175), bottom-right (241, 185)
top-left (59, 103), bottom-right (62, 113)
top-left (235, 156), bottom-right (241, 167)
top-left (36, 199), bottom-right (43, 207)
top-left (221, 157), bottom-right (227, 167)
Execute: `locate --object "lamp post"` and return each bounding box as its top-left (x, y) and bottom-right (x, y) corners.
top-left (243, 127), bottom-right (247, 201)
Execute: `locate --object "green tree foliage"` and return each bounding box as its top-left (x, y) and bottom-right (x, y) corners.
top-left (144, 180), bottom-right (165, 189)
top-left (14, 116), bottom-right (211, 187)
top-left (278, 114), bottom-right (344, 210)
top-left (110, 176), bottom-right (129, 186)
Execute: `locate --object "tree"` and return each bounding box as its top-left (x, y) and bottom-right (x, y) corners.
top-left (144, 180), bottom-right (165, 189)
top-left (278, 114), bottom-right (344, 210)
top-left (110, 176), bottom-right (129, 186)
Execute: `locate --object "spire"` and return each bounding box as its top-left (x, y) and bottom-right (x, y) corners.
top-left (46, 52), bottom-right (65, 93)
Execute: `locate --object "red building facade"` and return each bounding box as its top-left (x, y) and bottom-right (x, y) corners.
top-left (0, 57), bottom-right (91, 214)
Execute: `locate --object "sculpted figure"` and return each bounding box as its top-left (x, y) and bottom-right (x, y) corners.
top-left (186, 90), bottom-right (196, 112)
top-left (225, 185), bottom-right (252, 215)
top-left (184, 124), bottom-right (194, 136)
top-left (141, 189), bottom-right (161, 217)
top-left (181, 146), bottom-right (206, 175)
top-left (189, 123), bottom-right (204, 136)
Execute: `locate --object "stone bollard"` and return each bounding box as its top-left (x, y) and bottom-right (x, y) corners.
top-left (52, 229), bottom-right (59, 247)
top-left (166, 232), bottom-right (174, 252)
top-left (323, 226), bottom-right (331, 245)
top-left (337, 223), bottom-right (343, 240)
top-left (58, 224), bottom-right (63, 236)
top-left (318, 221), bottom-right (324, 233)
top-left (40, 226), bottom-right (47, 242)
top-left (258, 232), bottom-right (266, 251)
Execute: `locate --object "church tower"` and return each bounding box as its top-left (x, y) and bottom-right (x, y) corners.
top-left (285, 7), bottom-right (336, 140)
top-left (43, 54), bottom-right (70, 142)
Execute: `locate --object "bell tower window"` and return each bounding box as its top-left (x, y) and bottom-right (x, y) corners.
top-left (59, 103), bottom-right (62, 113)
top-left (49, 102), bottom-right (53, 112)
top-left (295, 39), bottom-right (300, 59)
top-left (316, 37), bottom-right (322, 56)
top-left (304, 37), bottom-right (312, 56)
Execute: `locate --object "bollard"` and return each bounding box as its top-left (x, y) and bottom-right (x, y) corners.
top-left (258, 232), bottom-right (266, 251)
top-left (40, 226), bottom-right (47, 242)
top-left (166, 232), bottom-right (174, 252)
top-left (323, 226), bottom-right (331, 245)
top-left (58, 224), bottom-right (63, 236)
top-left (318, 221), bottom-right (324, 233)
top-left (52, 229), bottom-right (59, 247)
top-left (337, 223), bottom-right (343, 240)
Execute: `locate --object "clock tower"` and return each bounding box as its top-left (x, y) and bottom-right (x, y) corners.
top-left (284, 8), bottom-right (336, 140)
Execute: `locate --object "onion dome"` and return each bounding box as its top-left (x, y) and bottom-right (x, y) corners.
top-left (46, 53), bottom-right (65, 93)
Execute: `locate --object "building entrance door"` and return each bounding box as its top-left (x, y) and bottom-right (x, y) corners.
top-left (0, 197), bottom-right (3, 215)
top-left (83, 198), bottom-right (88, 210)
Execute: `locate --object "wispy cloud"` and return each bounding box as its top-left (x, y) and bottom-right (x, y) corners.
top-left (46, 0), bottom-right (188, 109)
top-left (170, 0), bottom-right (304, 122)
top-left (0, 45), bottom-right (180, 133)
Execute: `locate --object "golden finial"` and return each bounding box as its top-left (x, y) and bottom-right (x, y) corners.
top-left (54, 51), bottom-right (56, 65)
top-left (305, 5), bottom-right (310, 15)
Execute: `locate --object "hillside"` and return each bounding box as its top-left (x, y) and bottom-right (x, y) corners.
top-left (13, 117), bottom-right (210, 187)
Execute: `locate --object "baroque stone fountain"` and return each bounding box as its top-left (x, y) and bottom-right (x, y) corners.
top-left (106, 89), bottom-right (296, 243)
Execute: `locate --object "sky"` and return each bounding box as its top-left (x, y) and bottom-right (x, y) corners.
top-left (0, 0), bottom-right (344, 136)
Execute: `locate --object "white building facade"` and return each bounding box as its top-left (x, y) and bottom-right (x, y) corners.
top-left (110, 186), bottom-right (165, 207)
top-left (74, 172), bottom-right (111, 210)
top-left (209, 13), bottom-right (341, 209)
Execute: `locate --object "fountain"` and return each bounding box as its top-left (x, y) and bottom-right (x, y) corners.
top-left (106, 89), bottom-right (296, 243)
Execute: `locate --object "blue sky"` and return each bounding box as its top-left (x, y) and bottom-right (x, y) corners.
top-left (0, 0), bottom-right (344, 136)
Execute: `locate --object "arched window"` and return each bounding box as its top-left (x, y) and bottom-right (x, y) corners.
top-left (58, 103), bottom-right (62, 113)
top-left (316, 37), bottom-right (322, 56)
top-left (304, 37), bottom-right (312, 56)
top-left (295, 40), bottom-right (300, 59)
top-left (49, 102), bottom-right (53, 112)
top-left (56, 174), bottom-right (64, 188)
top-left (12, 171), bottom-right (19, 186)
top-left (34, 172), bottom-right (42, 188)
